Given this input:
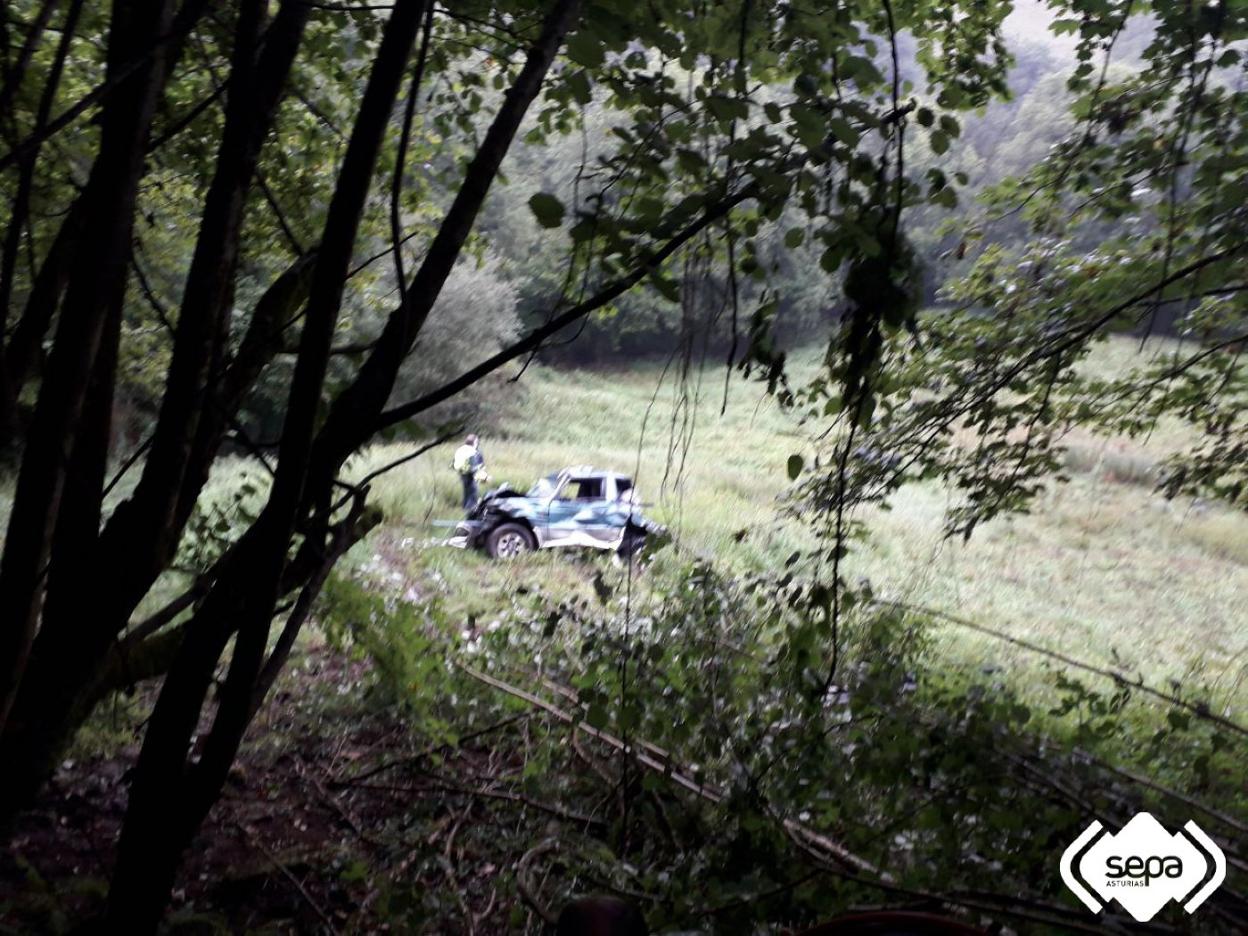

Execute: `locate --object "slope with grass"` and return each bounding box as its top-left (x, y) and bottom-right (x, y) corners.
top-left (349, 335), bottom-right (1248, 719)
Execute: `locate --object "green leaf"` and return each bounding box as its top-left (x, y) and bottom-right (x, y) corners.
top-left (706, 95), bottom-right (749, 123)
top-left (566, 70), bottom-right (592, 105)
top-left (586, 703), bottom-right (609, 729)
top-left (566, 31), bottom-right (605, 68)
top-left (527, 192), bottom-right (565, 228)
top-left (676, 148), bottom-right (708, 174)
top-left (827, 117), bottom-right (859, 147)
top-left (649, 271), bottom-right (682, 303)
top-left (819, 245), bottom-right (844, 272)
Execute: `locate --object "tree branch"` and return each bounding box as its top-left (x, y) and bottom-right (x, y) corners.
top-left (375, 182), bottom-right (760, 431)
top-left (303, 0), bottom-right (584, 500)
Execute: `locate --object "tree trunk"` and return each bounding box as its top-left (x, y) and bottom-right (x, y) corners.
top-left (0, 0), bottom-right (59, 121)
top-left (0, 0), bottom-right (210, 453)
top-left (83, 0), bottom-right (309, 625)
top-left (0, 252), bottom-right (315, 825)
top-left (0, 2), bottom-right (311, 825)
top-left (0, 196), bottom-right (85, 451)
top-left (0, 0), bottom-right (84, 337)
top-left (0, 0), bottom-right (182, 732)
top-left (105, 3), bottom-right (427, 928)
top-left (102, 10), bottom-right (585, 919)
top-left (305, 0), bottom-right (584, 501)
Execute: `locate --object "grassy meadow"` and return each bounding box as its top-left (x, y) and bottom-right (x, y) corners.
top-left (338, 334), bottom-right (1248, 722)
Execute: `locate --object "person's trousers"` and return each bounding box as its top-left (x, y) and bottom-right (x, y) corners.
top-left (461, 474), bottom-right (479, 512)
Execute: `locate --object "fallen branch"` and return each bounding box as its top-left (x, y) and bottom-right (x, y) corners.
top-left (1093, 757), bottom-right (1248, 837)
top-left (428, 775), bottom-right (608, 832)
top-left (232, 821), bottom-right (339, 935)
top-left (779, 824), bottom-right (1172, 936)
top-left (293, 761), bottom-right (387, 851)
top-left (339, 776), bottom-right (608, 832)
top-left (458, 664), bottom-right (879, 876)
top-left (515, 836), bottom-right (561, 926)
top-left (330, 712), bottom-right (530, 787)
top-left (442, 806), bottom-right (475, 936)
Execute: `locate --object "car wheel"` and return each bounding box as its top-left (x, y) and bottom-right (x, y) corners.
top-left (486, 523), bottom-right (535, 559)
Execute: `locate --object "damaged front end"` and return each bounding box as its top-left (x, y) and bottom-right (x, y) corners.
top-left (447, 484), bottom-right (524, 550)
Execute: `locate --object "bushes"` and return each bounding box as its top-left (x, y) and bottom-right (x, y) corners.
top-left (326, 550), bottom-right (1244, 930)
top-left (237, 253), bottom-right (524, 442)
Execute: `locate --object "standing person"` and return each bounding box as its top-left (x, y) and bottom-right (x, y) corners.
top-left (452, 433), bottom-right (487, 513)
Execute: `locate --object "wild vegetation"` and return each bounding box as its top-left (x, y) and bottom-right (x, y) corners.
top-left (0, 0), bottom-right (1246, 932)
top-left (348, 339), bottom-right (1248, 710)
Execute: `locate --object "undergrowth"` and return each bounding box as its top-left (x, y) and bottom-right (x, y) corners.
top-left (317, 550), bottom-right (1246, 933)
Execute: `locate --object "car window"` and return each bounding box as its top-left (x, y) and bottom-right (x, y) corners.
top-left (527, 473), bottom-right (561, 498)
top-left (615, 478), bottom-right (633, 500)
top-left (558, 478), bottom-right (603, 501)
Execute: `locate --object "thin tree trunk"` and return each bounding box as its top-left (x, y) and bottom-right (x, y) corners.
top-left (171, 248), bottom-right (319, 531)
top-left (0, 0), bottom-right (210, 175)
top-left (0, 253), bottom-right (314, 823)
top-left (35, 0), bottom-right (245, 639)
top-left (375, 183), bottom-right (758, 429)
top-left (0, 2), bottom-right (312, 824)
top-left (0, 305), bottom-right (122, 808)
top-left (0, 0), bottom-right (59, 122)
top-left (43, 295), bottom-right (120, 631)
top-left (105, 4), bottom-right (427, 928)
top-left (0, 0), bottom-right (183, 732)
top-left (102, 21), bottom-right (585, 911)
top-left (0, 0), bottom-right (84, 346)
top-left (0, 0), bottom-right (213, 452)
top-left (85, 0), bottom-right (309, 622)
top-left (305, 0), bottom-right (584, 503)
top-left (0, 196), bottom-right (85, 450)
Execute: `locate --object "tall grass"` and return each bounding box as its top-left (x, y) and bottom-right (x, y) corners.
top-left (347, 335), bottom-right (1247, 715)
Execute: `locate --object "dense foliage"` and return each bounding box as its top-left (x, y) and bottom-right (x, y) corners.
top-left (0, 0), bottom-right (1245, 931)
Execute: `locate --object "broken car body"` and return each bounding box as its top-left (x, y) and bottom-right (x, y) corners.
top-left (448, 466), bottom-right (664, 559)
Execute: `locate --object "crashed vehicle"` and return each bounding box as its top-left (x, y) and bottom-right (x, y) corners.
top-left (450, 466), bottom-right (665, 560)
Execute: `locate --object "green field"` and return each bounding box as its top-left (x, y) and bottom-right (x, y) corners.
top-left (340, 335), bottom-right (1248, 720)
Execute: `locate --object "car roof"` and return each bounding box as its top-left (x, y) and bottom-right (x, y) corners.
top-left (559, 465), bottom-right (630, 482)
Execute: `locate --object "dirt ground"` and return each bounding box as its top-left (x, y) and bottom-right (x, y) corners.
top-left (0, 647), bottom-right (544, 935)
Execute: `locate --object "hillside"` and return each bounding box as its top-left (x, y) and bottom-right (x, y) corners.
top-left (344, 335), bottom-right (1248, 718)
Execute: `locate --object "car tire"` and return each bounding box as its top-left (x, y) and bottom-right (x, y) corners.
top-left (486, 523), bottom-right (536, 559)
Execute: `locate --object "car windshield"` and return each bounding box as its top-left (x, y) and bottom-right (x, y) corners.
top-left (527, 473), bottom-right (563, 498)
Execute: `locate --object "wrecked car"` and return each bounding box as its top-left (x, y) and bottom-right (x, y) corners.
top-left (448, 466), bottom-right (666, 560)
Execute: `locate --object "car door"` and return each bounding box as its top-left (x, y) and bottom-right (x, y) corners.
top-left (592, 476), bottom-right (633, 546)
top-left (545, 477), bottom-right (614, 546)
